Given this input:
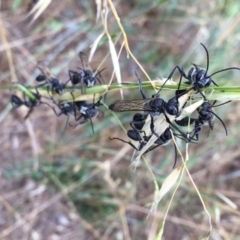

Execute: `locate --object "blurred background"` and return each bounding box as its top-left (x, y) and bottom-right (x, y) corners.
top-left (1, 0), bottom-right (240, 239)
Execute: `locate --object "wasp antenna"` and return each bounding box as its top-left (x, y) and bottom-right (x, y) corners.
top-left (172, 142), bottom-right (178, 169)
top-left (134, 70), bottom-right (147, 99)
top-left (195, 85), bottom-right (207, 101)
top-left (211, 80), bottom-right (219, 86)
top-left (192, 63), bottom-right (200, 70)
top-left (94, 68), bottom-right (106, 84)
top-left (212, 100), bottom-right (231, 108)
top-left (109, 137), bottom-right (139, 150)
top-left (62, 115), bottom-right (70, 133)
top-left (156, 78), bottom-right (170, 95)
top-left (109, 137), bottom-right (128, 143)
top-left (176, 68), bottom-right (185, 93)
top-left (94, 67), bottom-right (106, 77)
top-left (210, 67), bottom-right (240, 77)
top-left (200, 43), bottom-right (210, 77)
top-left (211, 100), bottom-right (217, 107)
top-left (79, 52), bottom-right (87, 68)
top-left (208, 110), bottom-right (228, 136)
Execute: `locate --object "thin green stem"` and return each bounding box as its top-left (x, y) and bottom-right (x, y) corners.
top-left (4, 82), bottom-right (240, 102)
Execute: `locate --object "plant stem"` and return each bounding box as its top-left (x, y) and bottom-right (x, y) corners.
top-left (4, 81), bottom-right (240, 102)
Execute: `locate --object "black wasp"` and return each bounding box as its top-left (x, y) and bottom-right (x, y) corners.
top-left (67, 52), bottom-right (104, 90)
top-left (46, 98), bottom-right (76, 131)
top-left (69, 96), bottom-right (103, 133)
top-left (47, 91), bottom-right (76, 118)
top-left (188, 100), bottom-right (230, 141)
top-left (109, 113), bottom-right (188, 168)
top-left (11, 89), bottom-right (42, 119)
top-left (35, 62), bottom-right (66, 95)
top-left (165, 43), bottom-right (240, 100)
top-left (109, 71), bottom-right (188, 138)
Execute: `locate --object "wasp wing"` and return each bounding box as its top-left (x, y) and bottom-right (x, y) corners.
top-left (108, 99), bottom-right (154, 112)
top-left (79, 52), bottom-right (92, 70)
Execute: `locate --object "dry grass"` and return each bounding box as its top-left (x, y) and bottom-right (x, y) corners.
top-left (1, 0), bottom-right (240, 239)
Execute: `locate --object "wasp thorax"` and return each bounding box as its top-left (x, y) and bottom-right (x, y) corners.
top-left (83, 69), bottom-right (93, 77)
top-left (198, 102), bottom-right (213, 120)
top-left (150, 98), bottom-right (165, 110)
top-left (195, 70), bottom-right (211, 88)
top-left (60, 103), bottom-right (74, 114)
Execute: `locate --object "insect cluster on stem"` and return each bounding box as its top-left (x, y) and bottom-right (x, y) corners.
top-left (10, 44), bottom-right (240, 167)
top-left (10, 52), bottom-right (104, 133)
top-left (108, 43), bottom-right (239, 168)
